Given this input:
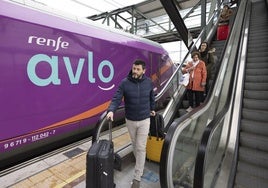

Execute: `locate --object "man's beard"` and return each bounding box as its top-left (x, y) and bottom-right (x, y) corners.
top-left (132, 73), bottom-right (142, 79)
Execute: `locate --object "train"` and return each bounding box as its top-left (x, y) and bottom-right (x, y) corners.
top-left (0, 0), bottom-right (175, 170)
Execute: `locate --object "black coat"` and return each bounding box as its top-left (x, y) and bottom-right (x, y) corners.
top-left (108, 71), bottom-right (155, 121)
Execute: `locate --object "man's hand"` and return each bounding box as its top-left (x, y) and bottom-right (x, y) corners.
top-left (106, 111), bottom-right (114, 121)
top-left (150, 111), bottom-right (156, 116)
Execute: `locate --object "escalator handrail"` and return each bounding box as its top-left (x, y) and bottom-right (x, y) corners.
top-left (193, 1), bottom-right (250, 187)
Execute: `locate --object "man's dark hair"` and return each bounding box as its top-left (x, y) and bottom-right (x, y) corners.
top-left (133, 59), bottom-right (146, 69)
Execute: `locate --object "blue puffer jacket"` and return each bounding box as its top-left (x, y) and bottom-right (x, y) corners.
top-left (108, 71), bottom-right (155, 121)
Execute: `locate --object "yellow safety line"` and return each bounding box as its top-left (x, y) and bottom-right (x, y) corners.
top-left (54, 169), bottom-right (86, 188)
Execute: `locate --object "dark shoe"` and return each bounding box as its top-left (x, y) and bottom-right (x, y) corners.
top-left (131, 179), bottom-right (140, 188)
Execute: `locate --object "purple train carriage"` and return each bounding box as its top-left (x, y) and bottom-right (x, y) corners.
top-left (0, 0), bottom-right (175, 169)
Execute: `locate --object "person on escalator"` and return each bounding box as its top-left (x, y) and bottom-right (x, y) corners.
top-left (183, 51), bottom-right (207, 112)
top-left (106, 59), bottom-right (156, 188)
top-left (198, 41), bottom-right (216, 100)
top-left (219, 5), bottom-right (233, 24)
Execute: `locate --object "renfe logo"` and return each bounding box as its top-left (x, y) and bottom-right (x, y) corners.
top-left (28, 36), bottom-right (69, 51)
top-left (27, 51), bottom-right (115, 90)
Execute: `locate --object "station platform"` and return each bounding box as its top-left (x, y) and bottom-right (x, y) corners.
top-left (0, 126), bottom-right (161, 188)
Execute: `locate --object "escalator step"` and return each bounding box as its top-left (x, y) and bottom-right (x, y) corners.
top-left (247, 42), bottom-right (268, 50)
top-left (242, 108), bottom-right (268, 122)
top-left (247, 52), bottom-right (268, 59)
top-left (243, 98), bottom-right (268, 110)
top-left (239, 146), bottom-right (268, 169)
top-left (244, 82), bottom-right (268, 90)
top-left (244, 90), bottom-right (268, 100)
top-left (248, 30), bottom-right (268, 37)
top-left (248, 37), bottom-right (268, 43)
top-left (237, 161), bottom-right (268, 182)
top-left (241, 119), bottom-right (268, 136)
top-left (235, 171), bottom-right (268, 188)
top-left (245, 75), bottom-right (268, 82)
top-left (248, 33), bottom-right (268, 38)
top-left (247, 56), bottom-right (268, 62)
top-left (240, 132), bottom-right (268, 154)
top-left (246, 63), bottom-right (268, 69)
top-left (245, 68), bottom-right (268, 74)
top-left (249, 26), bottom-right (268, 30)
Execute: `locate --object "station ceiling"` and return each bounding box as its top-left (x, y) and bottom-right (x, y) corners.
top-left (87, 0), bottom-right (208, 43)
top-left (132, 0), bottom-right (200, 19)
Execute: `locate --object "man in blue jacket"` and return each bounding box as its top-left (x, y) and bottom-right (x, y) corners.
top-left (106, 59), bottom-right (156, 188)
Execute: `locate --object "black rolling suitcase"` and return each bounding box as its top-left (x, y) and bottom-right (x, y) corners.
top-left (86, 120), bottom-right (114, 188)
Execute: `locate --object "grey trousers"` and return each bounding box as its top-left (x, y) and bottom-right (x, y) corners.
top-left (126, 118), bottom-right (150, 181)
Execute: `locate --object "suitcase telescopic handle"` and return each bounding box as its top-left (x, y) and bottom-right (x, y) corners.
top-left (108, 119), bottom-right (112, 142)
top-left (96, 119), bottom-right (113, 143)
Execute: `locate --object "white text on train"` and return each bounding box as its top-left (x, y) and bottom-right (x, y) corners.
top-left (27, 51), bottom-right (114, 86)
top-left (28, 36), bottom-right (69, 51)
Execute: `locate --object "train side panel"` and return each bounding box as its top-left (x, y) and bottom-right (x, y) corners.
top-left (0, 0), bottom-right (175, 167)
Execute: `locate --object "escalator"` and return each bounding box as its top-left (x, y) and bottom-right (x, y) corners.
top-left (180, 0), bottom-right (268, 188)
top-left (159, 0), bottom-right (247, 187)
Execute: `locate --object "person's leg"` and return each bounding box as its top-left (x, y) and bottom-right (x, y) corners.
top-left (188, 89), bottom-right (194, 107)
top-left (133, 118), bottom-right (150, 181)
top-left (186, 89), bottom-right (194, 112)
top-left (195, 91), bottom-right (204, 107)
top-left (126, 119), bottom-right (138, 157)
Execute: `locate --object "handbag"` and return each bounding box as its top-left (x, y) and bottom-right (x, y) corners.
top-left (179, 72), bottom-right (190, 86)
top-left (146, 113), bottom-right (164, 163)
top-left (149, 113), bottom-right (164, 137)
top-left (146, 136), bottom-right (164, 162)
